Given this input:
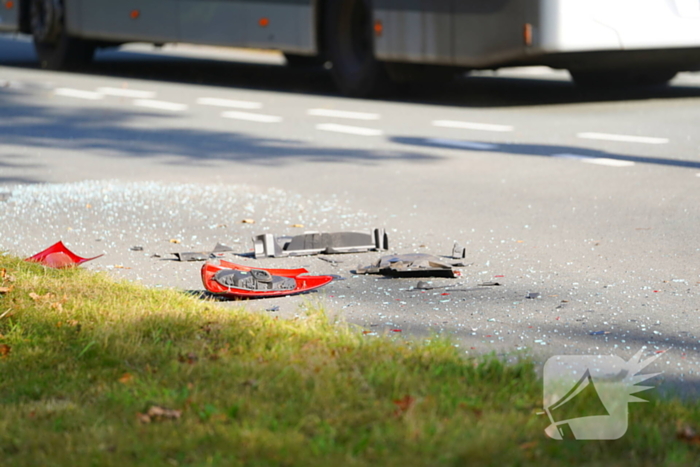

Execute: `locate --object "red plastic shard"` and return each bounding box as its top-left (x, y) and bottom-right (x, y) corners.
top-left (201, 259), bottom-right (333, 299)
top-left (25, 241), bottom-right (103, 269)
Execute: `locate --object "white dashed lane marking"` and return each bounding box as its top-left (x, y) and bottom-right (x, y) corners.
top-left (577, 132), bottom-right (669, 144)
top-left (316, 123), bottom-right (383, 136)
top-left (197, 97), bottom-right (263, 109)
top-left (221, 111), bottom-right (282, 123)
top-left (553, 154), bottom-right (635, 167)
top-left (426, 138), bottom-right (498, 150)
top-left (96, 87), bottom-right (156, 98)
top-left (133, 99), bottom-right (188, 112)
top-left (307, 109), bottom-right (380, 120)
top-left (54, 88), bottom-right (103, 100)
top-left (432, 120), bottom-right (514, 132)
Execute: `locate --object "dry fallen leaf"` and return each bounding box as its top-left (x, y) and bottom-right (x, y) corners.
top-left (118, 373), bottom-right (134, 384)
top-left (137, 405), bottom-right (182, 423)
top-left (113, 265), bottom-right (131, 269)
top-left (393, 395), bottom-right (416, 417)
top-left (169, 239), bottom-right (181, 244)
top-left (290, 224), bottom-right (304, 228)
top-left (0, 269), bottom-right (14, 282)
top-left (677, 423), bottom-right (700, 445)
top-left (241, 219), bottom-right (255, 224)
top-left (0, 286), bottom-right (12, 294)
top-left (0, 344), bottom-right (10, 357)
top-left (178, 352), bottom-right (198, 364)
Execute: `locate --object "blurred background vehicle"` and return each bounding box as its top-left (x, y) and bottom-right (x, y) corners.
top-left (2, 0), bottom-right (700, 96)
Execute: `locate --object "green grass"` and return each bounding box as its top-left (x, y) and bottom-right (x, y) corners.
top-left (0, 254), bottom-right (698, 466)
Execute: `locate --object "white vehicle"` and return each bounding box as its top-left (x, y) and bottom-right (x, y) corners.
top-left (1, 0), bottom-right (700, 96)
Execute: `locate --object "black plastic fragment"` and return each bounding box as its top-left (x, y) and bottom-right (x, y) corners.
top-left (254, 228), bottom-right (388, 258)
top-left (357, 253), bottom-right (461, 278)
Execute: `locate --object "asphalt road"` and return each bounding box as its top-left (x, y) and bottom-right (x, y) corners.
top-left (1, 34), bottom-right (700, 392)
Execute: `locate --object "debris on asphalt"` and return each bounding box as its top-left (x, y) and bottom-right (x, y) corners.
top-left (169, 239), bottom-right (181, 244)
top-left (451, 242), bottom-right (466, 259)
top-left (253, 228), bottom-right (388, 258)
top-left (201, 259), bottom-right (333, 298)
top-left (357, 253), bottom-right (462, 278)
top-left (589, 331), bottom-right (610, 336)
top-left (241, 219), bottom-right (255, 224)
top-left (129, 246), bottom-right (144, 251)
top-left (318, 256), bottom-right (343, 265)
top-left (525, 292), bottom-right (541, 299)
top-left (25, 241), bottom-right (103, 269)
top-left (172, 243), bottom-right (233, 261)
top-left (266, 306), bottom-right (280, 312)
top-left (479, 281), bottom-right (502, 287)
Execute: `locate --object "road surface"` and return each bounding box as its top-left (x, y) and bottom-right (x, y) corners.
top-left (1, 34), bottom-right (700, 391)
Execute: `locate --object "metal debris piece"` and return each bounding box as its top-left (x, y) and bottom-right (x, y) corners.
top-left (172, 243), bottom-right (233, 262)
top-left (357, 253), bottom-right (462, 278)
top-left (451, 242), bottom-right (466, 259)
top-left (25, 241), bottom-right (103, 268)
top-left (526, 292), bottom-right (541, 299)
top-left (253, 228), bottom-right (388, 258)
top-left (479, 281), bottom-right (501, 287)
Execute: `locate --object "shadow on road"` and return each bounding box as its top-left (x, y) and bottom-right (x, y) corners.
top-left (0, 87), bottom-right (439, 174)
top-left (3, 35), bottom-right (700, 108)
top-left (391, 136), bottom-right (700, 170)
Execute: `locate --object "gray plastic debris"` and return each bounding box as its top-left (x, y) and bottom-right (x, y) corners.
top-left (173, 243), bottom-right (233, 262)
top-left (357, 253), bottom-right (462, 278)
top-left (213, 268), bottom-right (295, 291)
top-left (525, 292), bottom-right (541, 299)
top-left (451, 242), bottom-right (466, 259)
top-left (479, 281), bottom-right (501, 287)
top-left (130, 246), bottom-right (144, 251)
top-left (254, 228), bottom-right (388, 258)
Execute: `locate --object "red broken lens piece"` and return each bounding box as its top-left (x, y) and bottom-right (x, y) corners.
top-left (25, 241), bottom-right (103, 268)
top-left (201, 259), bottom-right (333, 298)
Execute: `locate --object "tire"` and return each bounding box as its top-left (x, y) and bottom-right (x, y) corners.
top-left (30, 0), bottom-right (94, 70)
top-left (284, 53), bottom-right (325, 68)
top-left (570, 69), bottom-right (677, 88)
top-left (325, 0), bottom-right (390, 97)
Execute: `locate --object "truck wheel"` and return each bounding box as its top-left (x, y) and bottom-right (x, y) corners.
top-left (284, 53), bottom-right (325, 68)
top-left (570, 69), bottom-right (677, 88)
top-left (325, 0), bottom-right (389, 97)
top-left (31, 0), bottom-right (94, 70)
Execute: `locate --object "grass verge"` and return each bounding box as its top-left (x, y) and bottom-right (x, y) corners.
top-left (0, 254), bottom-right (698, 466)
